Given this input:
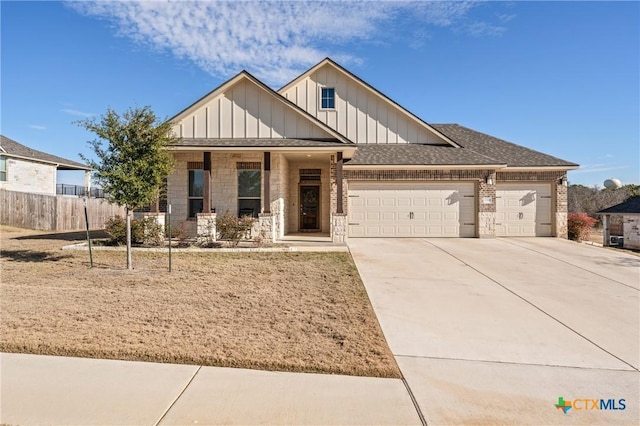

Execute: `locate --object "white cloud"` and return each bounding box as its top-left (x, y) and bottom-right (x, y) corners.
top-left (67, 0), bottom-right (504, 85)
top-left (29, 125), bottom-right (47, 130)
top-left (61, 108), bottom-right (95, 118)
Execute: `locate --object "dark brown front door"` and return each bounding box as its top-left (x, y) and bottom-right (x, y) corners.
top-left (299, 185), bottom-right (320, 231)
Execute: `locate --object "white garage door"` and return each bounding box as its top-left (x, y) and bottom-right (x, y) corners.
top-left (495, 184), bottom-right (552, 236)
top-left (348, 182), bottom-right (476, 237)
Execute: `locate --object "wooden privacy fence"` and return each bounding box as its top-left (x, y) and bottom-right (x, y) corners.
top-left (0, 189), bottom-right (126, 231)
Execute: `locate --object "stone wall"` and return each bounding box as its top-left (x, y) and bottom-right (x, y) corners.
top-left (623, 215), bottom-right (640, 249)
top-left (1, 157), bottom-right (57, 195)
top-left (331, 213), bottom-right (347, 243)
top-left (167, 152), bottom-right (264, 235)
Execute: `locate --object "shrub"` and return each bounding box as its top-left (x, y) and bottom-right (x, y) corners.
top-left (136, 217), bottom-right (164, 246)
top-left (104, 216), bottom-right (127, 245)
top-left (216, 213), bottom-right (257, 247)
top-left (568, 213), bottom-right (597, 242)
top-left (104, 215), bottom-right (163, 246)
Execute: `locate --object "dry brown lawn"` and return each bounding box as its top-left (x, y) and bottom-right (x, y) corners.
top-left (0, 226), bottom-right (400, 378)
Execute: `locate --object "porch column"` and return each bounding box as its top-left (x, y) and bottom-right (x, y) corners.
top-left (603, 214), bottom-right (610, 246)
top-left (336, 152), bottom-right (343, 214)
top-left (263, 152), bottom-right (271, 213)
top-left (84, 170), bottom-right (91, 197)
top-left (203, 152), bottom-right (211, 213)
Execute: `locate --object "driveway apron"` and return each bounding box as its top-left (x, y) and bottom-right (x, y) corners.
top-left (348, 237), bottom-right (639, 425)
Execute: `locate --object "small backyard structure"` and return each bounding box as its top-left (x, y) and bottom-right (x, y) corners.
top-left (597, 196), bottom-right (640, 249)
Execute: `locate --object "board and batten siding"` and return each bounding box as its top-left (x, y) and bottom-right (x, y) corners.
top-left (280, 64), bottom-right (444, 145)
top-left (172, 79), bottom-right (334, 140)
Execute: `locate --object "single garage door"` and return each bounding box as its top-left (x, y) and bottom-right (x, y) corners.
top-left (348, 182), bottom-right (476, 237)
top-left (495, 184), bottom-right (552, 236)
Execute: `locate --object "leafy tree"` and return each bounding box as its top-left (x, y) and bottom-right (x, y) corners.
top-left (568, 184), bottom-right (638, 216)
top-left (78, 106), bottom-right (176, 269)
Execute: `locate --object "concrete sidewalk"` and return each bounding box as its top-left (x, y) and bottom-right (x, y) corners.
top-left (0, 352), bottom-right (421, 425)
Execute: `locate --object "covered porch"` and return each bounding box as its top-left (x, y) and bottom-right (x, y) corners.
top-left (166, 144), bottom-right (352, 243)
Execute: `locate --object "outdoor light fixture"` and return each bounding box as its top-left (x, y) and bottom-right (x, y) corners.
top-left (486, 175), bottom-right (494, 185)
top-left (560, 176), bottom-right (568, 186)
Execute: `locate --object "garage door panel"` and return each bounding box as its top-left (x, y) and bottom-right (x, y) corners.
top-left (348, 182), bottom-right (476, 238)
top-left (496, 184), bottom-right (552, 237)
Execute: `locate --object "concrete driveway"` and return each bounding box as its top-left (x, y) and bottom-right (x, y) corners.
top-left (348, 238), bottom-right (639, 425)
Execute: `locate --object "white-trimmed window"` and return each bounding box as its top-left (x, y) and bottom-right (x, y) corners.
top-left (320, 87), bottom-right (335, 109)
top-left (0, 156), bottom-right (6, 182)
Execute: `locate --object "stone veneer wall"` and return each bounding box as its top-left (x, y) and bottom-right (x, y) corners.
top-left (272, 153), bottom-right (289, 238)
top-left (622, 215), bottom-right (640, 249)
top-left (168, 151), bottom-right (290, 237)
top-left (1, 157), bottom-right (57, 195)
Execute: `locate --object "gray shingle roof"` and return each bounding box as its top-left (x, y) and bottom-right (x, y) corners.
top-left (0, 135), bottom-right (90, 170)
top-left (171, 138), bottom-right (349, 148)
top-left (597, 196), bottom-right (640, 214)
top-left (346, 144), bottom-right (504, 166)
top-left (433, 124), bottom-right (578, 168)
top-left (171, 125), bottom-right (578, 169)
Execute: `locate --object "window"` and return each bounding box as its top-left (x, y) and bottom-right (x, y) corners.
top-left (238, 169), bottom-right (261, 218)
top-left (321, 87), bottom-right (335, 109)
top-left (188, 169), bottom-right (203, 218)
top-left (300, 169), bottom-right (321, 181)
top-left (0, 156), bottom-right (5, 182)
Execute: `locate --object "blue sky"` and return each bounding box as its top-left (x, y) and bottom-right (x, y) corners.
top-left (1, 1), bottom-right (638, 187)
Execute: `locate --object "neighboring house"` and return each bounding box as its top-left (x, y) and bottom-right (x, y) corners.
top-left (597, 196), bottom-right (640, 249)
top-left (165, 58), bottom-right (578, 241)
top-left (0, 135), bottom-right (91, 195)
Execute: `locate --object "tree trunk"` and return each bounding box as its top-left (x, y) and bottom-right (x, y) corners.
top-left (126, 207), bottom-right (132, 270)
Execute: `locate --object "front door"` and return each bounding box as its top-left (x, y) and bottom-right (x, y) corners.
top-left (299, 185), bottom-right (320, 231)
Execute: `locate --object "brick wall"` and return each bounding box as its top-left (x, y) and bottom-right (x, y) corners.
top-left (344, 169), bottom-right (492, 181)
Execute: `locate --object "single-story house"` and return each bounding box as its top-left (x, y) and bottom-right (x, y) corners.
top-left (0, 135), bottom-right (91, 195)
top-left (597, 196), bottom-right (640, 249)
top-left (164, 58), bottom-right (578, 242)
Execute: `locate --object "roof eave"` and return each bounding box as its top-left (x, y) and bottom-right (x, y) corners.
top-left (2, 153), bottom-right (91, 171)
top-left (344, 163), bottom-right (508, 170)
top-left (168, 145), bottom-right (358, 157)
top-left (501, 165), bottom-right (580, 171)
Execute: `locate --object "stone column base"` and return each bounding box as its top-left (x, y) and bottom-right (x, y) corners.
top-left (477, 212), bottom-right (496, 238)
top-left (258, 213), bottom-right (276, 243)
top-left (196, 213), bottom-right (217, 244)
top-left (142, 212), bottom-right (166, 244)
top-left (556, 212), bottom-right (568, 239)
top-left (331, 213), bottom-right (347, 243)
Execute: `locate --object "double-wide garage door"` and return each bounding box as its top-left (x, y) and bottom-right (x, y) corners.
top-left (348, 182), bottom-right (476, 237)
top-left (495, 184), bottom-right (552, 236)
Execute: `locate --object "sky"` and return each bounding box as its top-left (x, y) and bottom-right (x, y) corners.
top-left (1, 0), bottom-right (638, 188)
